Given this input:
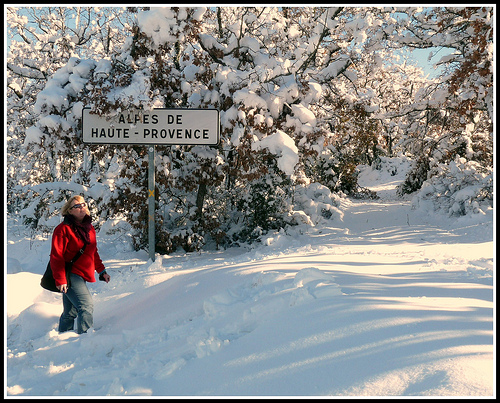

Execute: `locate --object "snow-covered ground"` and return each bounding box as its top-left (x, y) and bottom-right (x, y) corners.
top-left (5, 159), bottom-right (494, 397)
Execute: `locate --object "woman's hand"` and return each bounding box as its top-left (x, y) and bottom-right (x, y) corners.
top-left (57, 284), bottom-right (68, 293)
top-left (100, 272), bottom-right (111, 283)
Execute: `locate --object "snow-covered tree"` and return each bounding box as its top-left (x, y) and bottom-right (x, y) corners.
top-left (6, 6), bottom-right (134, 220)
top-left (392, 7), bottom-right (493, 215)
top-left (7, 6), bottom-right (493, 254)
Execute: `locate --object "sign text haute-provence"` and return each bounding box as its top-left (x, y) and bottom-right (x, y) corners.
top-left (82, 108), bottom-right (220, 145)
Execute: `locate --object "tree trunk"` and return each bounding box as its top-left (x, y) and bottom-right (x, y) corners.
top-left (196, 182), bottom-right (207, 221)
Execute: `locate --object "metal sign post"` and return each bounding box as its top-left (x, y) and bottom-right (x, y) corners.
top-left (82, 108), bottom-right (220, 262)
top-left (148, 146), bottom-right (155, 262)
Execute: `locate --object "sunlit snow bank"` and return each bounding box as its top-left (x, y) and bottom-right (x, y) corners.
top-left (6, 157), bottom-right (494, 397)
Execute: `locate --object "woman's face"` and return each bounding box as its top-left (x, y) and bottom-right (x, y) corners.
top-left (68, 199), bottom-right (87, 221)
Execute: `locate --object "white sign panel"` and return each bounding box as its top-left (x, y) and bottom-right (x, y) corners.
top-left (82, 108), bottom-right (219, 145)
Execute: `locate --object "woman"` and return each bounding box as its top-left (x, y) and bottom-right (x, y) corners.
top-left (50, 195), bottom-right (110, 334)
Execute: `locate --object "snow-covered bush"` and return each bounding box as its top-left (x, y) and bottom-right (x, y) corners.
top-left (371, 155), bottom-right (413, 178)
top-left (411, 156), bottom-right (492, 217)
top-left (290, 182), bottom-right (344, 226)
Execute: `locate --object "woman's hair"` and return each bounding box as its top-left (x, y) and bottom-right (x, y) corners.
top-left (61, 195), bottom-right (90, 216)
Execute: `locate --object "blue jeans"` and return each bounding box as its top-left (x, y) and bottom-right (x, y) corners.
top-left (58, 272), bottom-right (94, 334)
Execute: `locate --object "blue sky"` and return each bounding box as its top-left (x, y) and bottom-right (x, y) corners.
top-left (410, 47), bottom-right (455, 78)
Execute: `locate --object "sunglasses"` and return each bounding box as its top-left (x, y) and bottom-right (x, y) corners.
top-left (70, 202), bottom-right (87, 210)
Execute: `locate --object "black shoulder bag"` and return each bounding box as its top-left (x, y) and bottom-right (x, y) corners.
top-left (40, 245), bottom-right (86, 292)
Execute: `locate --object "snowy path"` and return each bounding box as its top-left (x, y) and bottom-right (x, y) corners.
top-left (6, 164), bottom-right (494, 397)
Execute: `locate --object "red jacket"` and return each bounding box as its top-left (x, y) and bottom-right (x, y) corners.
top-left (50, 220), bottom-right (105, 286)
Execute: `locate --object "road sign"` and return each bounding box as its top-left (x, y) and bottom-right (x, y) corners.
top-left (82, 107), bottom-right (219, 261)
top-left (82, 108), bottom-right (220, 145)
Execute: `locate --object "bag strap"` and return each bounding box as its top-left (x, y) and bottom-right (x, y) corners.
top-left (63, 219), bottom-right (89, 265)
top-left (69, 244), bottom-right (87, 264)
